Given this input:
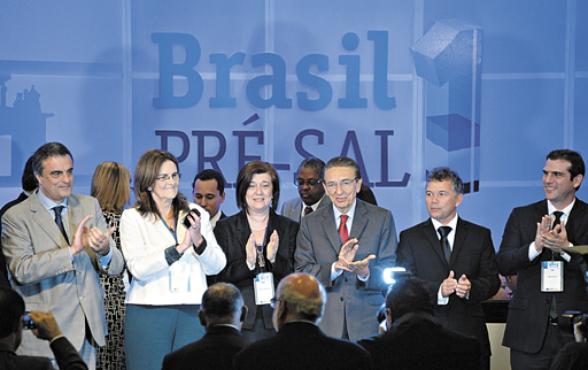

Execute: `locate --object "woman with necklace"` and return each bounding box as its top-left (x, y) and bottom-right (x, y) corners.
top-left (214, 161), bottom-right (299, 342)
top-left (120, 150), bottom-right (226, 370)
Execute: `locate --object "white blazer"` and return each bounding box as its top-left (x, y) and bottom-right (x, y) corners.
top-left (120, 203), bottom-right (226, 305)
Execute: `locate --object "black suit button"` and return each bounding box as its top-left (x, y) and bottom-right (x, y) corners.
top-left (344, 277), bottom-right (348, 282)
top-left (340, 297), bottom-right (344, 302)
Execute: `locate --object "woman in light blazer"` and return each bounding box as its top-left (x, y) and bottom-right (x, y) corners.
top-left (120, 150), bottom-right (226, 370)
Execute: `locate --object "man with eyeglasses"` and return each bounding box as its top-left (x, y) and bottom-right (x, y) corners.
top-left (295, 156), bottom-right (397, 341)
top-left (280, 158), bottom-right (331, 223)
top-left (1, 142), bottom-right (124, 370)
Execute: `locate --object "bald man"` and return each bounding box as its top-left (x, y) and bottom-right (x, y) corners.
top-left (234, 273), bottom-right (371, 370)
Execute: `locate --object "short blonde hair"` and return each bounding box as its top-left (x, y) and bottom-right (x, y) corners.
top-left (91, 162), bottom-right (131, 213)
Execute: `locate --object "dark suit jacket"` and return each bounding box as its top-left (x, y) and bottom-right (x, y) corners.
top-left (161, 325), bottom-right (249, 370)
top-left (359, 312), bottom-right (481, 370)
top-left (295, 199), bottom-right (397, 341)
top-left (396, 217), bottom-right (500, 357)
top-left (213, 210), bottom-right (299, 330)
top-left (234, 322), bottom-right (372, 370)
top-left (496, 199), bottom-right (588, 354)
top-left (0, 191), bottom-right (29, 288)
top-left (0, 336), bottom-right (88, 370)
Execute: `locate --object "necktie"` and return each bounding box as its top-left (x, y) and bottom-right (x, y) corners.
top-left (303, 206), bottom-right (313, 216)
top-left (339, 215), bottom-right (349, 244)
top-left (52, 206), bottom-right (69, 244)
top-left (549, 210), bottom-right (564, 322)
top-left (552, 211), bottom-right (563, 228)
top-left (438, 226), bottom-right (452, 263)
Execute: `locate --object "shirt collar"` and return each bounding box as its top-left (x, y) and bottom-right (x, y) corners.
top-left (333, 199), bottom-right (357, 222)
top-left (430, 213), bottom-right (458, 232)
top-left (210, 210), bottom-right (222, 228)
top-left (36, 188), bottom-right (68, 211)
top-left (547, 199), bottom-right (575, 218)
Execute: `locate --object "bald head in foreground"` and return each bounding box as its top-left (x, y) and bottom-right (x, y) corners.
top-left (234, 273), bottom-right (371, 370)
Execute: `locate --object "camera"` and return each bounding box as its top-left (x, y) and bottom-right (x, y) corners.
top-left (182, 208), bottom-right (201, 229)
top-left (22, 312), bottom-right (36, 330)
top-left (559, 310), bottom-right (588, 339)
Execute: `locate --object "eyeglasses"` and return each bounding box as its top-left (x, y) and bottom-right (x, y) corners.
top-left (294, 178), bottom-right (322, 187)
top-left (324, 178), bottom-right (358, 192)
top-left (270, 297), bottom-right (280, 309)
top-left (155, 172), bottom-right (181, 182)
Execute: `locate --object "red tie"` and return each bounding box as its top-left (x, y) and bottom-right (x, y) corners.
top-left (339, 215), bottom-right (349, 243)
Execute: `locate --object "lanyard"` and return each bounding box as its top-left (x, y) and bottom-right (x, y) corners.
top-left (161, 212), bottom-right (179, 245)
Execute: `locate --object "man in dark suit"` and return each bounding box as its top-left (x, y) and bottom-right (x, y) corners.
top-left (0, 287), bottom-right (87, 370)
top-left (359, 276), bottom-right (480, 370)
top-left (192, 169), bottom-right (227, 229)
top-left (280, 158), bottom-right (331, 223)
top-left (295, 156), bottom-right (397, 341)
top-left (234, 272), bottom-right (371, 370)
top-left (162, 282), bottom-right (249, 370)
top-left (0, 155), bottom-right (37, 288)
top-left (1, 142), bottom-right (124, 369)
top-left (396, 167), bottom-right (500, 370)
top-left (497, 149), bottom-right (588, 370)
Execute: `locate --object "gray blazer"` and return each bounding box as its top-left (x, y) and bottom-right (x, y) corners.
top-left (294, 199), bottom-right (397, 341)
top-left (1, 192), bottom-right (124, 358)
top-left (280, 196), bottom-right (331, 223)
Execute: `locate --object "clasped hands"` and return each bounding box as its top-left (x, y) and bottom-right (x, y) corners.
top-left (334, 238), bottom-right (375, 279)
top-left (70, 215), bottom-right (114, 257)
top-left (441, 270), bottom-right (471, 298)
top-left (178, 211), bottom-right (203, 253)
top-left (534, 214), bottom-right (569, 254)
top-left (246, 230), bottom-right (279, 266)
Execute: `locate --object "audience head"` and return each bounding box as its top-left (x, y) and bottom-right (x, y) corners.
top-left (545, 150), bottom-right (585, 198)
top-left (21, 155), bottom-right (37, 193)
top-left (91, 161), bottom-right (131, 213)
top-left (235, 160), bottom-right (280, 212)
top-left (323, 156), bottom-right (362, 214)
top-left (134, 149), bottom-right (189, 218)
top-left (272, 273), bottom-right (327, 331)
top-left (385, 277), bottom-right (433, 329)
top-left (199, 283), bottom-right (246, 329)
top-left (192, 169), bottom-right (226, 218)
top-left (0, 288), bottom-right (25, 348)
top-left (295, 158), bottom-right (326, 206)
top-left (425, 167), bottom-right (464, 225)
top-left (31, 142), bottom-right (74, 203)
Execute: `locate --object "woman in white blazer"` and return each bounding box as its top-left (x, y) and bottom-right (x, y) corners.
top-left (120, 150), bottom-right (226, 370)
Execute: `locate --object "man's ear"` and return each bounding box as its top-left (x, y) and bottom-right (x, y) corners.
top-left (385, 307), bottom-right (393, 330)
top-left (240, 305), bottom-right (248, 323)
top-left (198, 310), bottom-right (207, 327)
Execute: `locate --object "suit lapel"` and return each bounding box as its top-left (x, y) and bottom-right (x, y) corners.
top-left (349, 200), bottom-right (368, 242)
top-left (450, 218), bottom-right (467, 266)
top-left (565, 199), bottom-right (587, 243)
top-left (424, 219), bottom-right (448, 266)
top-left (29, 193), bottom-right (66, 246)
top-left (320, 206), bottom-right (342, 255)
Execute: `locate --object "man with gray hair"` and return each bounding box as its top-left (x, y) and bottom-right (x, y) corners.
top-left (234, 273), bottom-right (371, 370)
top-left (396, 167), bottom-right (500, 370)
top-left (162, 283), bottom-right (249, 370)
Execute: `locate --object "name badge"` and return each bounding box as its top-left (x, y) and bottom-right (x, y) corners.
top-left (254, 272), bottom-right (275, 305)
top-left (169, 263), bottom-right (191, 293)
top-left (541, 261), bottom-right (564, 292)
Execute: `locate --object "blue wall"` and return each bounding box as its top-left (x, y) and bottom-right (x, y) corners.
top-left (0, 0), bottom-right (586, 246)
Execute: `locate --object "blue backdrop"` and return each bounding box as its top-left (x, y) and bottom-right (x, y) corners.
top-left (1, 0), bottom-right (587, 246)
